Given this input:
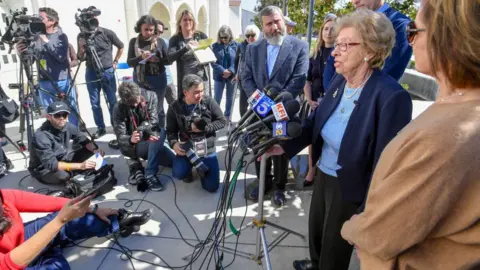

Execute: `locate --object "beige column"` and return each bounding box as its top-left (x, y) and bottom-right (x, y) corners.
top-left (124, 0), bottom-right (140, 41)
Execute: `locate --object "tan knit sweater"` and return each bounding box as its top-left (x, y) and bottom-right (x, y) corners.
top-left (341, 100), bottom-right (480, 269)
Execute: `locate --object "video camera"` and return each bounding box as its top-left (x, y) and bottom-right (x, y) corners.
top-left (0, 7), bottom-right (46, 47)
top-left (75, 7), bottom-right (101, 35)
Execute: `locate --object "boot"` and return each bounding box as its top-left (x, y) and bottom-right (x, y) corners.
top-left (128, 163), bottom-right (144, 185)
top-left (117, 208), bottom-right (153, 237)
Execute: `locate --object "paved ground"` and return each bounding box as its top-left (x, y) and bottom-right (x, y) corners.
top-left (0, 65), bottom-right (433, 270)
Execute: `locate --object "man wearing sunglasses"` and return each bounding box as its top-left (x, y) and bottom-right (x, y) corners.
top-left (28, 101), bottom-right (104, 186)
top-left (323, 0), bottom-right (413, 90)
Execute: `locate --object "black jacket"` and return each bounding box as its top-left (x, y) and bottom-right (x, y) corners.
top-left (166, 96), bottom-right (226, 150)
top-left (112, 89), bottom-right (158, 157)
top-left (167, 31), bottom-right (208, 92)
top-left (29, 121), bottom-right (90, 172)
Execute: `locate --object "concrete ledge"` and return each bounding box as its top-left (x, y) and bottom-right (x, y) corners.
top-left (400, 69), bottom-right (438, 101)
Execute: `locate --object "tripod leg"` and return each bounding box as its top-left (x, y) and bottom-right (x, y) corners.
top-left (260, 227), bottom-right (272, 270)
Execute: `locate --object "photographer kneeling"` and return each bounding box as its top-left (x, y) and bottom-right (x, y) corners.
top-left (29, 101), bottom-right (104, 187)
top-left (113, 81), bottom-right (174, 192)
top-left (167, 74), bottom-right (227, 192)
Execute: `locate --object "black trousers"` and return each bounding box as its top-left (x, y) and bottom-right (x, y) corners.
top-left (309, 168), bottom-right (359, 270)
top-left (31, 146), bottom-right (93, 185)
top-left (239, 86), bottom-right (248, 117)
top-left (254, 155), bottom-right (288, 192)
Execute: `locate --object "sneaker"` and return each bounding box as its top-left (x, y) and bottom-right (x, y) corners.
top-left (128, 169), bottom-right (144, 185)
top-left (183, 172), bottom-right (194, 183)
top-left (5, 159), bottom-right (14, 171)
top-left (108, 139), bottom-right (119, 149)
top-left (94, 128), bottom-right (106, 139)
top-left (0, 163), bottom-right (6, 178)
top-left (145, 175), bottom-right (164, 191)
top-left (271, 190), bottom-right (286, 207)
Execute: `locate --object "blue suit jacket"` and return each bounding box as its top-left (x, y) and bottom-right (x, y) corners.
top-left (283, 69), bottom-right (412, 204)
top-left (323, 5), bottom-right (413, 89)
top-left (241, 35), bottom-right (309, 98)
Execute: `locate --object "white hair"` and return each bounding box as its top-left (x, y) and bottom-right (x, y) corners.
top-left (244, 24), bottom-right (260, 37)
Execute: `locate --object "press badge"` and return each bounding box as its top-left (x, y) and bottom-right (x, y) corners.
top-left (194, 138), bottom-right (207, 157)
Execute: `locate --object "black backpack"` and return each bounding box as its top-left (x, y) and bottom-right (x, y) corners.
top-left (0, 86), bottom-right (19, 124)
top-left (66, 164), bottom-right (118, 198)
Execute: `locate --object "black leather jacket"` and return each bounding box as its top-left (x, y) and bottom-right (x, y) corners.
top-left (112, 89), bottom-right (158, 157)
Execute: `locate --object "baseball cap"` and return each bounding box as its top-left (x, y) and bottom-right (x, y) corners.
top-left (47, 101), bottom-right (70, 115)
top-left (284, 16), bottom-right (297, 27)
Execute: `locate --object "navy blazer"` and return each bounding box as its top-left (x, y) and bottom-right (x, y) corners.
top-left (241, 35), bottom-right (309, 98)
top-left (323, 5), bottom-right (413, 89)
top-left (283, 69), bottom-right (413, 203)
top-left (211, 41), bottom-right (238, 81)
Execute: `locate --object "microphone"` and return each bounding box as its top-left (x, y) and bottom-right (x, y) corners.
top-left (249, 121), bottom-right (302, 161)
top-left (235, 91), bottom-right (293, 130)
top-left (240, 100), bottom-right (300, 134)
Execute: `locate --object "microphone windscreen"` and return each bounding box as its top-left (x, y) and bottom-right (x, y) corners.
top-left (286, 121), bottom-right (302, 137)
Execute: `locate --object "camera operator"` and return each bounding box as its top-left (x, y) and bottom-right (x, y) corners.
top-left (15, 7), bottom-right (80, 126)
top-left (112, 81), bottom-right (174, 192)
top-left (77, 6), bottom-right (124, 148)
top-left (28, 101), bottom-right (104, 186)
top-left (167, 74), bottom-right (227, 193)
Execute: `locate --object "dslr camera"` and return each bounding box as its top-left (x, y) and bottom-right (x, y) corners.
top-left (185, 112), bottom-right (208, 133)
top-left (137, 121), bottom-right (158, 141)
top-left (75, 7), bottom-right (101, 35)
top-left (0, 7), bottom-right (46, 46)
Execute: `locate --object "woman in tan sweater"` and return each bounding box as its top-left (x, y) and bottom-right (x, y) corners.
top-left (341, 0), bottom-right (480, 269)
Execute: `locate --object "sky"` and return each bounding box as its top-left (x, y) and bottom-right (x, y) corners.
top-left (242, 0), bottom-right (258, 11)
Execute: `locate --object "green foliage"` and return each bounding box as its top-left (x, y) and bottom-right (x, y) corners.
top-left (386, 0), bottom-right (418, 20)
top-left (401, 83), bottom-right (409, 90)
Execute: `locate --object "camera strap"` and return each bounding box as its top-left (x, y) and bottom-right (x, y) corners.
top-left (128, 96), bottom-right (150, 131)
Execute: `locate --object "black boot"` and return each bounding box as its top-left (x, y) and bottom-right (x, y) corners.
top-left (117, 208), bottom-right (153, 237)
top-left (128, 164), bottom-right (145, 185)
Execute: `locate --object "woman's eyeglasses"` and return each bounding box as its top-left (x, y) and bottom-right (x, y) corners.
top-left (53, 112), bottom-right (68, 119)
top-left (333, 42), bottom-right (361, 52)
top-left (406, 21), bottom-right (425, 45)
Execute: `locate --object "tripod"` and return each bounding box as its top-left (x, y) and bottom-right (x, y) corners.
top-left (181, 152), bottom-right (305, 269)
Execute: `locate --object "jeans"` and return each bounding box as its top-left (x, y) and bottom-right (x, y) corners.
top-left (85, 67), bottom-right (117, 129)
top-left (214, 79), bottom-right (235, 117)
top-left (38, 78), bottom-right (79, 126)
top-left (24, 212), bottom-right (119, 270)
top-left (145, 73), bottom-right (167, 128)
top-left (133, 129), bottom-right (175, 177)
top-left (172, 153), bottom-right (220, 192)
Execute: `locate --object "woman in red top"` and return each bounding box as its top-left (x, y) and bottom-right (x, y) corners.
top-left (0, 189), bottom-right (151, 270)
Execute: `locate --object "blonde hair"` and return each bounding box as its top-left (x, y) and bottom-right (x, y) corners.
top-left (335, 9), bottom-right (395, 70)
top-left (176, 10), bottom-right (197, 36)
top-left (312, 18), bottom-right (336, 59)
top-left (421, 0), bottom-right (480, 89)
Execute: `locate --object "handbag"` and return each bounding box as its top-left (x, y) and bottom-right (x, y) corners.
top-left (0, 86), bottom-right (19, 124)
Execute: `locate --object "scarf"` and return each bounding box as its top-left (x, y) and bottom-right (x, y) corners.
top-left (134, 35), bottom-right (158, 89)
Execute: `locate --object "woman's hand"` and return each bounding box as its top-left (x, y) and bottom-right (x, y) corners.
top-left (307, 99), bottom-right (319, 110)
top-left (257, 144), bottom-right (285, 161)
top-left (188, 40), bottom-right (198, 50)
top-left (80, 160), bottom-right (96, 170)
top-left (92, 207), bottom-right (119, 224)
top-left (55, 195), bottom-right (95, 224)
top-left (141, 50), bottom-right (152, 59)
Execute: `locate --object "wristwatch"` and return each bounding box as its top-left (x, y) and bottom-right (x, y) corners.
top-left (91, 204), bottom-right (98, 214)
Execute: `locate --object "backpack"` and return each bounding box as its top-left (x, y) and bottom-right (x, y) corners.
top-left (0, 86), bottom-right (19, 124)
top-left (66, 164), bottom-right (117, 198)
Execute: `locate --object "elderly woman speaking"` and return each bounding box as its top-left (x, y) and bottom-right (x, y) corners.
top-left (266, 9), bottom-right (413, 270)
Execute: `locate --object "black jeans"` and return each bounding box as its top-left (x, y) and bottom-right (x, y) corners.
top-left (254, 155), bottom-right (288, 192)
top-left (30, 146), bottom-right (93, 185)
top-left (308, 168), bottom-right (359, 270)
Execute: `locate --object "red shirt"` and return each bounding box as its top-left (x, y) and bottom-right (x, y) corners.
top-left (0, 190), bottom-right (69, 269)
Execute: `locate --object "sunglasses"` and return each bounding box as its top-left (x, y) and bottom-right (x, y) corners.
top-left (245, 34), bottom-right (256, 38)
top-left (406, 21), bottom-right (425, 45)
top-left (53, 112), bottom-right (68, 119)
top-left (220, 36), bottom-right (229, 40)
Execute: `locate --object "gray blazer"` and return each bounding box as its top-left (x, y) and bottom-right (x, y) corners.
top-left (241, 35), bottom-right (309, 98)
